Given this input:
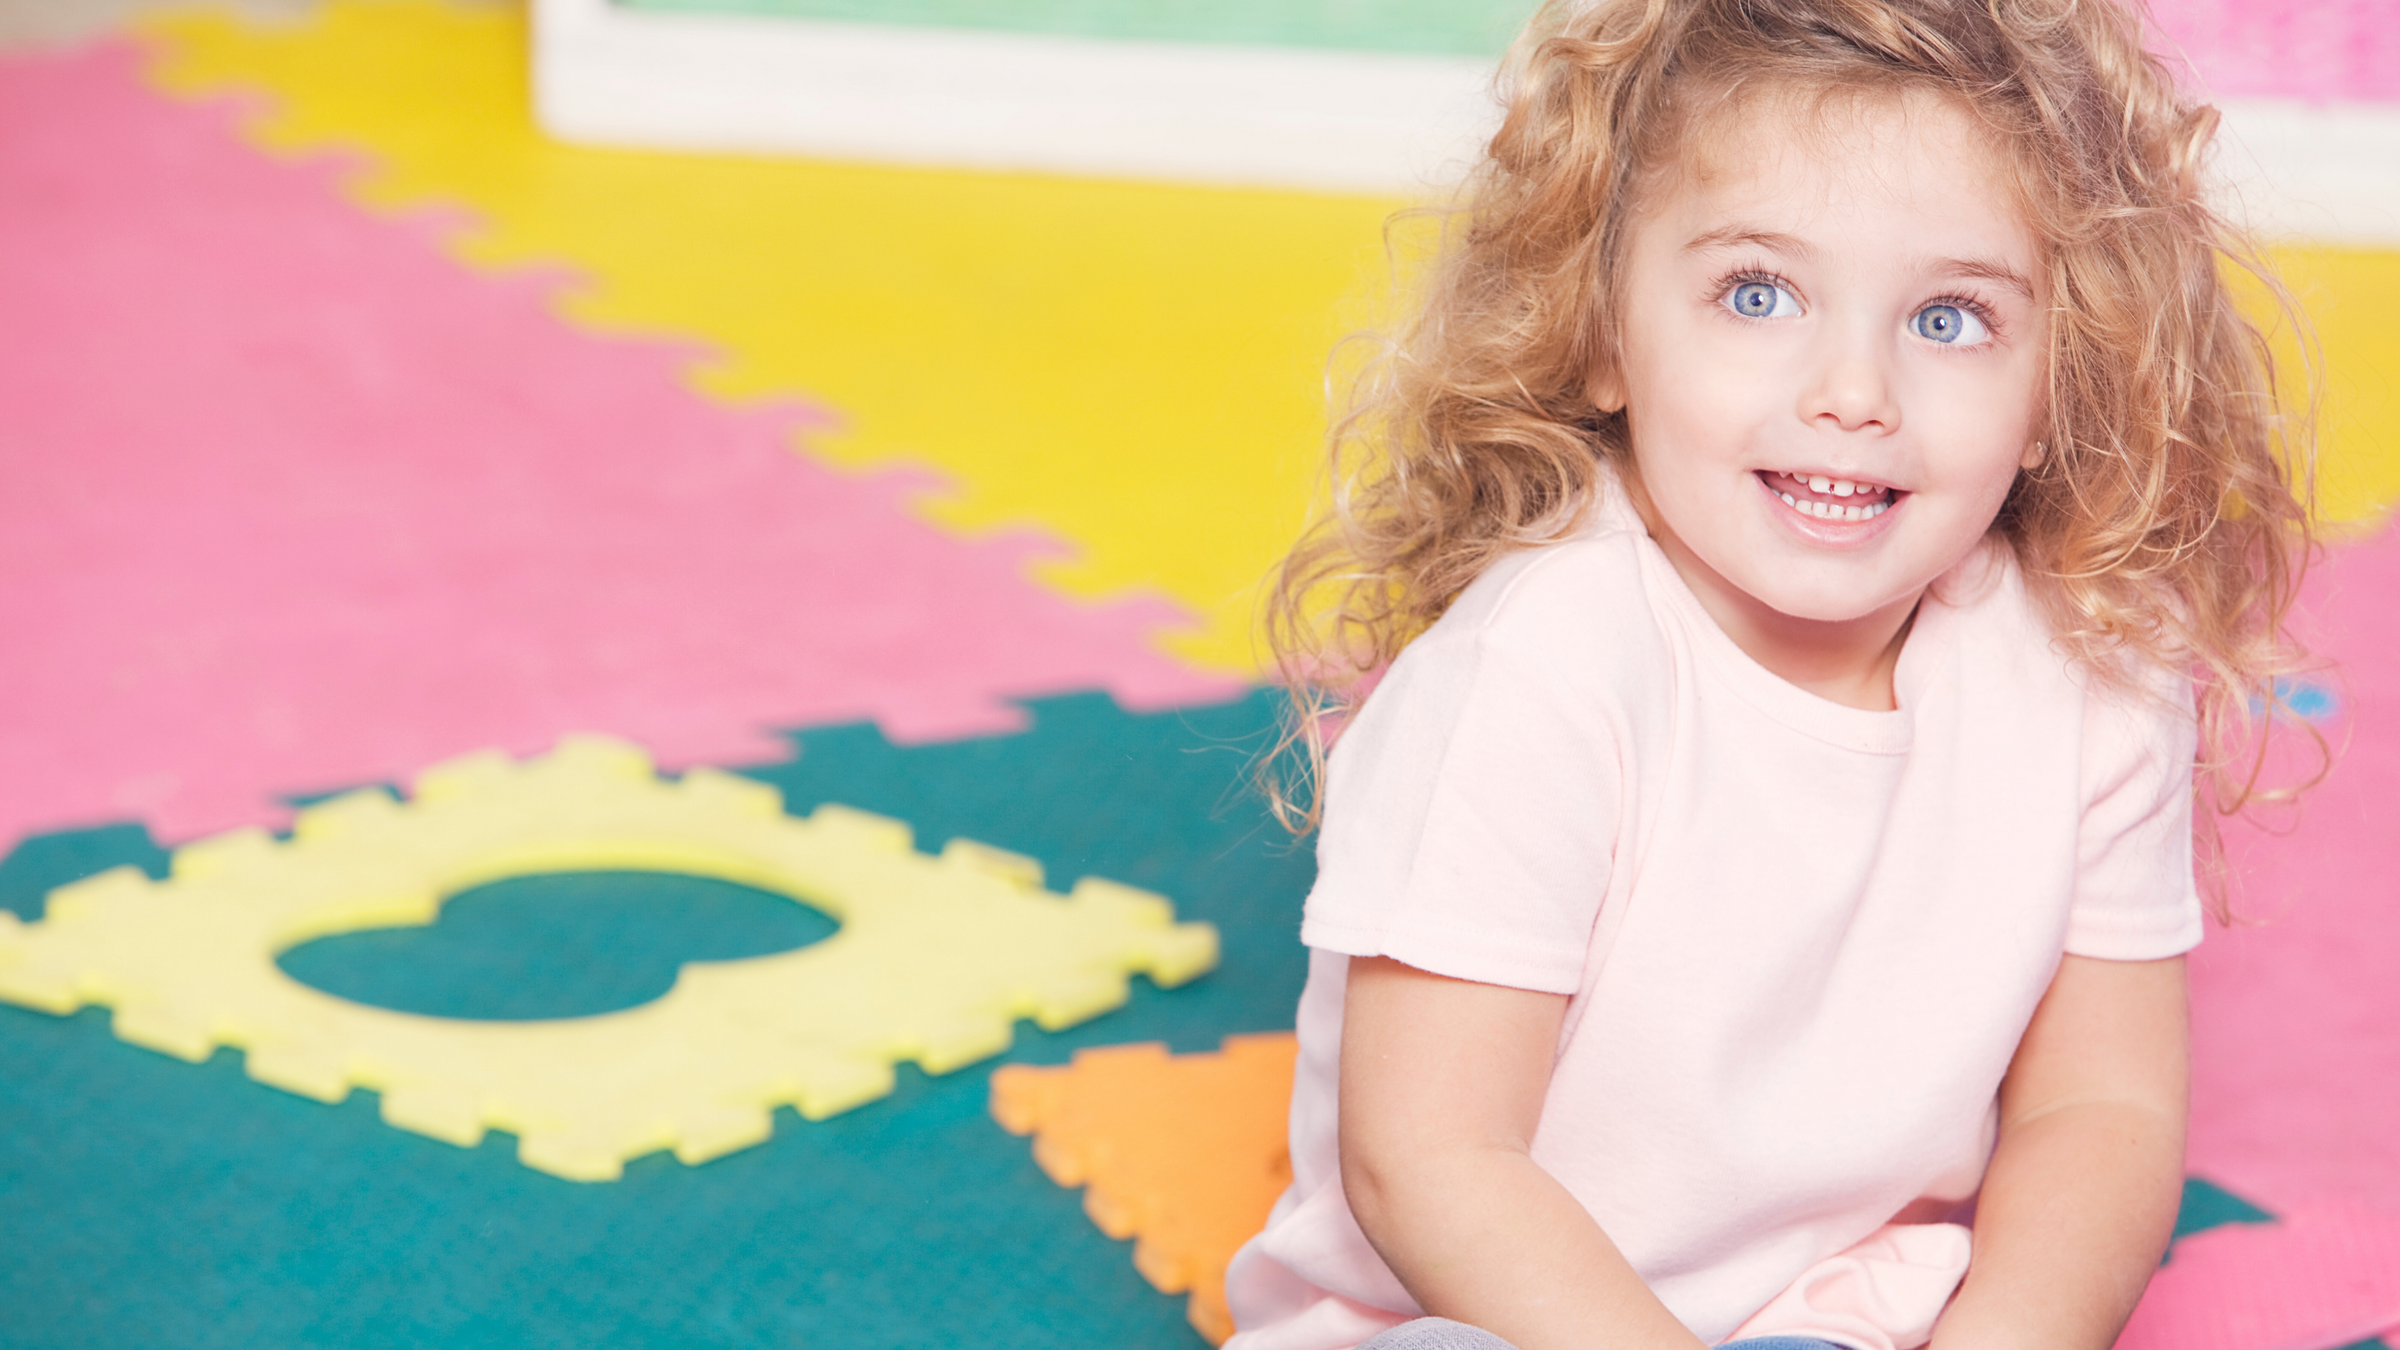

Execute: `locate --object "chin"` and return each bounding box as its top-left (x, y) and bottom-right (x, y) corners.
top-left (1756, 587), bottom-right (1900, 628)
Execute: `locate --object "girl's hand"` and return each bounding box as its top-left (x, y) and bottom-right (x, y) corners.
top-left (1927, 953), bottom-right (2189, 1350)
top-left (1340, 956), bottom-right (1710, 1350)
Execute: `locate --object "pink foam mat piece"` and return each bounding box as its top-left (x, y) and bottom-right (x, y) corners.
top-left (2119, 1202), bottom-right (2400, 1350)
top-left (0, 44), bottom-right (1239, 846)
top-left (2150, 0), bottom-right (2400, 103)
top-left (2188, 520), bottom-right (2400, 1222)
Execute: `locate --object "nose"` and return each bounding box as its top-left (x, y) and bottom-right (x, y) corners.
top-left (1799, 328), bottom-right (1901, 435)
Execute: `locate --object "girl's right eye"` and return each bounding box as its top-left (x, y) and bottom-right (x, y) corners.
top-left (1724, 279), bottom-right (1800, 320)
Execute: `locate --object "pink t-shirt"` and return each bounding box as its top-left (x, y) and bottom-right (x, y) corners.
top-left (1222, 495), bottom-right (2202, 1350)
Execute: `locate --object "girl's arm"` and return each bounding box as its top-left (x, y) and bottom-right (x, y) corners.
top-left (1340, 956), bottom-right (1709, 1350)
top-left (1930, 953), bottom-right (2190, 1350)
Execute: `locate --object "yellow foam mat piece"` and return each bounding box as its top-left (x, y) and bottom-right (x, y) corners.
top-left (0, 735), bottom-right (1219, 1182)
top-left (992, 1032), bottom-right (1298, 1345)
top-left (136, 0), bottom-right (1398, 675)
top-left (132, 1), bottom-right (2400, 679)
top-left (2264, 246), bottom-right (2400, 530)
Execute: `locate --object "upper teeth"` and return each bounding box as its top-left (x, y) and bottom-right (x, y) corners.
top-left (1806, 474), bottom-right (1868, 496)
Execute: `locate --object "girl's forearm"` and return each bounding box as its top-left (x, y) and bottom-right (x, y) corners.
top-left (1347, 1141), bottom-right (1709, 1350)
top-left (1928, 1098), bottom-right (2184, 1350)
top-left (1339, 958), bottom-right (1706, 1350)
top-left (1933, 954), bottom-right (2188, 1350)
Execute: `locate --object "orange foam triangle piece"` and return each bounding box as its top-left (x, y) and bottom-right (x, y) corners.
top-left (991, 1033), bottom-right (1298, 1344)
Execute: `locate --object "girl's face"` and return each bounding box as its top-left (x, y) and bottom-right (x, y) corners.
top-left (1598, 91), bottom-right (2046, 654)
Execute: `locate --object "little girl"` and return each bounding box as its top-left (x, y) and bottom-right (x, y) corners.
top-left (1222, 2), bottom-right (2315, 1349)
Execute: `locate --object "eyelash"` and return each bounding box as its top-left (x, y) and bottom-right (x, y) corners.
top-left (1919, 292), bottom-right (2006, 344)
top-left (1714, 266), bottom-right (1791, 307)
top-left (1711, 266), bottom-right (2007, 343)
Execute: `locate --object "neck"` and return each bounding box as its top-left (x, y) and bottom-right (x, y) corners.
top-left (1627, 481), bottom-right (1921, 712)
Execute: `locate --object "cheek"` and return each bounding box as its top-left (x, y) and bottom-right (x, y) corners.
top-left (1926, 348), bottom-right (2043, 435)
top-left (1915, 362), bottom-right (2043, 487)
top-left (1919, 433), bottom-right (2036, 552)
top-left (1626, 343), bottom-right (1763, 464)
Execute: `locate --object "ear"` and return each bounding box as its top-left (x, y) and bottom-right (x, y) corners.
top-left (1588, 362), bottom-right (1627, 415)
top-left (2020, 438), bottom-right (2046, 471)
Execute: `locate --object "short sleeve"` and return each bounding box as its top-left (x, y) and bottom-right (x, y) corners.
top-left (1300, 549), bottom-right (1633, 994)
top-left (2065, 669), bottom-right (2205, 960)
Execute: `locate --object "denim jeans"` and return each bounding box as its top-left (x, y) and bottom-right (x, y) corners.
top-left (1355, 1319), bottom-right (1850, 1350)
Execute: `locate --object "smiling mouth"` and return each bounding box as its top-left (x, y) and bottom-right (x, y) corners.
top-left (1758, 469), bottom-right (1903, 523)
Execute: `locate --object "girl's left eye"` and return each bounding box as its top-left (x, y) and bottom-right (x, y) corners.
top-left (1724, 279), bottom-right (1800, 320)
top-left (1911, 303), bottom-right (1991, 346)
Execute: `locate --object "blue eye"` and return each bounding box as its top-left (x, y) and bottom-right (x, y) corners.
top-left (1912, 303), bottom-right (1990, 345)
top-left (1725, 280), bottom-right (1799, 319)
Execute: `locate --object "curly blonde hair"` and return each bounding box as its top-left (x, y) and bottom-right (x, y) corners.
top-left (1264, 0), bottom-right (2318, 849)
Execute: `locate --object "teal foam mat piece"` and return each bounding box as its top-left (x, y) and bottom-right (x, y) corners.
top-left (2174, 1175), bottom-right (2277, 1241)
top-left (277, 871), bottom-right (843, 1021)
top-left (611, 0), bottom-right (1540, 58)
top-left (0, 821), bottom-right (170, 922)
top-left (0, 1008), bottom-right (1202, 1349)
top-left (0, 689), bottom-right (1312, 1350)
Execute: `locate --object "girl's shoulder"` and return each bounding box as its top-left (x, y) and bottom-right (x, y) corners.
top-left (1930, 540), bottom-right (2192, 709)
top-left (1441, 495), bottom-right (1655, 635)
top-left (1397, 503), bottom-right (1674, 703)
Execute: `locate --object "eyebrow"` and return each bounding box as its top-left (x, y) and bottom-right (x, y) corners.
top-left (1940, 257), bottom-right (2038, 301)
top-left (1683, 226), bottom-right (1817, 259)
top-left (1683, 227), bottom-right (2036, 301)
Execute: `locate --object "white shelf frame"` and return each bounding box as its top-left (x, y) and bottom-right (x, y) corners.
top-left (534, 0), bottom-right (2400, 244)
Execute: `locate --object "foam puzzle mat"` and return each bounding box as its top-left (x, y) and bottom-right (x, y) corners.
top-left (140, 0), bottom-right (1402, 675)
top-left (2, 1), bottom-right (2399, 1345)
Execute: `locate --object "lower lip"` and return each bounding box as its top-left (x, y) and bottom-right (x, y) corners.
top-left (1757, 473), bottom-right (1904, 547)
